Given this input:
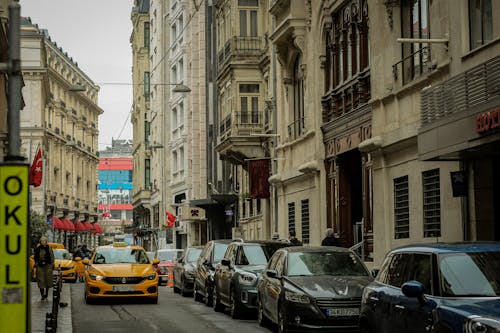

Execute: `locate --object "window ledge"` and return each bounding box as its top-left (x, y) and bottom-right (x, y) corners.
top-left (462, 37), bottom-right (500, 61)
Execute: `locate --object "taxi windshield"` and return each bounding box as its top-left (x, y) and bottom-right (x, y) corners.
top-left (93, 248), bottom-right (150, 264)
top-left (54, 249), bottom-right (71, 260)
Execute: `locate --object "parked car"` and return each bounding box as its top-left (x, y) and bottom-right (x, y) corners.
top-left (359, 242), bottom-right (500, 333)
top-left (155, 249), bottom-right (184, 286)
top-left (193, 239), bottom-right (234, 306)
top-left (173, 246), bottom-right (203, 296)
top-left (212, 240), bottom-right (291, 318)
top-left (257, 246), bottom-right (372, 333)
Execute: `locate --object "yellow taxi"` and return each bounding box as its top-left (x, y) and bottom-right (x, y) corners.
top-left (83, 243), bottom-right (160, 304)
top-left (30, 243), bottom-right (78, 283)
top-left (53, 248), bottom-right (78, 283)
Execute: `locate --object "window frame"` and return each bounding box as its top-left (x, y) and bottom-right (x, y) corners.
top-left (468, 0), bottom-right (493, 50)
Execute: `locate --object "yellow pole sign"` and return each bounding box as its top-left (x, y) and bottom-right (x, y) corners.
top-left (0, 164), bottom-right (29, 333)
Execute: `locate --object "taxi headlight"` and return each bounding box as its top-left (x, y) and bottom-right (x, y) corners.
top-left (238, 273), bottom-right (257, 285)
top-left (285, 291), bottom-right (310, 304)
top-left (464, 315), bottom-right (500, 333)
top-left (144, 273), bottom-right (157, 280)
top-left (89, 273), bottom-right (104, 281)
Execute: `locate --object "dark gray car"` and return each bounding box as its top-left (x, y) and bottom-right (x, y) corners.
top-left (257, 246), bottom-right (372, 333)
top-left (212, 240), bottom-right (290, 318)
top-left (173, 246), bottom-right (203, 296)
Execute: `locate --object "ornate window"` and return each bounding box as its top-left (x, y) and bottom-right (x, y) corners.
top-left (322, 0), bottom-right (370, 123)
top-left (289, 55), bottom-right (305, 139)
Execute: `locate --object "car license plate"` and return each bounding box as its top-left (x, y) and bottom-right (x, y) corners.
top-left (112, 285), bottom-right (136, 292)
top-left (325, 307), bottom-right (359, 317)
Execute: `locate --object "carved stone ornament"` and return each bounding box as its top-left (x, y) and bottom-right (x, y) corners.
top-left (306, 0), bottom-right (312, 31)
top-left (384, 0), bottom-right (399, 30)
top-left (293, 34), bottom-right (305, 55)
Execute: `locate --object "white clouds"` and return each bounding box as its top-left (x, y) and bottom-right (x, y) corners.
top-left (21, 0), bottom-right (134, 150)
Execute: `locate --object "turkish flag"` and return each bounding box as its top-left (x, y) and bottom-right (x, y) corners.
top-left (166, 211), bottom-right (176, 227)
top-left (29, 147), bottom-right (43, 187)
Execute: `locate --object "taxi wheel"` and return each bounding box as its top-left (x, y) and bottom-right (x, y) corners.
top-left (147, 297), bottom-right (158, 304)
top-left (71, 277), bottom-right (77, 283)
top-left (84, 292), bottom-right (94, 305)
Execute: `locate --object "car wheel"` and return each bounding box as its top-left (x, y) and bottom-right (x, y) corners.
top-left (194, 284), bottom-right (203, 302)
top-left (84, 291), bottom-right (93, 305)
top-left (212, 287), bottom-right (223, 312)
top-left (147, 297), bottom-right (158, 304)
top-left (277, 303), bottom-right (288, 333)
top-left (360, 322), bottom-right (372, 333)
top-left (230, 288), bottom-right (240, 319)
top-left (181, 279), bottom-right (190, 297)
top-left (257, 296), bottom-right (270, 327)
top-left (204, 285), bottom-right (213, 307)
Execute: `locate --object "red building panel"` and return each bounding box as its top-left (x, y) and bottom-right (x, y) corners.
top-left (98, 157), bottom-right (133, 170)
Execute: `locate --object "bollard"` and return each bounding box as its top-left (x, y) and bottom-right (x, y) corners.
top-left (45, 312), bottom-right (53, 333)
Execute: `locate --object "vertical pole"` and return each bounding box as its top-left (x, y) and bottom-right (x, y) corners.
top-left (6, 1), bottom-right (22, 161)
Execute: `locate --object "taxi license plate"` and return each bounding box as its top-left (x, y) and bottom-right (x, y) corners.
top-left (112, 285), bottom-right (136, 292)
top-left (325, 307), bottom-right (359, 317)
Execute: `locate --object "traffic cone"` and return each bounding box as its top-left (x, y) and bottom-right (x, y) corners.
top-left (166, 267), bottom-right (174, 288)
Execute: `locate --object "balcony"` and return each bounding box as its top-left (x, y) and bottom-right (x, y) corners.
top-left (215, 110), bottom-right (267, 164)
top-left (217, 36), bottom-right (267, 70)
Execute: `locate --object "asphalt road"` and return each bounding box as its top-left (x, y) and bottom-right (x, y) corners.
top-left (71, 283), bottom-right (273, 333)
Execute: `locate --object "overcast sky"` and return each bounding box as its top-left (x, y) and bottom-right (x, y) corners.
top-left (21, 0), bottom-right (134, 151)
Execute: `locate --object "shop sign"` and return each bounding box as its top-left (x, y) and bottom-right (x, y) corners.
top-left (475, 108), bottom-right (500, 134)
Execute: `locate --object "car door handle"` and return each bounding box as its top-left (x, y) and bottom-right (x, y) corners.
top-left (394, 305), bottom-right (405, 310)
top-left (369, 296), bottom-right (379, 302)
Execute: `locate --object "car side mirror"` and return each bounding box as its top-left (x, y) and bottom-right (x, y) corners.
top-left (82, 259), bottom-right (90, 265)
top-left (74, 257), bottom-right (82, 261)
top-left (371, 268), bottom-right (379, 278)
top-left (266, 269), bottom-right (280, 279)
top-left (153, 258), bottom-right (160, 265)
top-left (221, 258), bottom-right (230, 267)
top-left (402, 280), bottom-right (426, 305)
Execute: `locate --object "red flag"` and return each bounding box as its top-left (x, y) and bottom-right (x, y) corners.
top-left (249, 159), bottom-right (270, 198)
top-left (102, 211), bottom-right (111, 218)
top-left (166, 211), bottom-right (176, 227)
top-left (29, 147), bottom-right (43, 187)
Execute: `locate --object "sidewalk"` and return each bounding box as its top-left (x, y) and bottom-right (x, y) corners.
top-left (30, 282), bottom-right (73, 333)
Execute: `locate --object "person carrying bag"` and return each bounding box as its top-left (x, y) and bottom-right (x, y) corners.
top-left (34, 236), bottom-right (55, 301)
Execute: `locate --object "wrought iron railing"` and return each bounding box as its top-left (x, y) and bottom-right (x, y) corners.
top-left (392, 45), bottom-right (430, 85)
top-left (287, 117), bottom-right (306, 140)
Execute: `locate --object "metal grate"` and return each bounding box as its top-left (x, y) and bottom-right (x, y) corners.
top-left (421, 55), bottom-right (500, 126)
top-left (104, 277), bottom-right (145, 285)
top-left (394, 176), bottom-right (410, 239)
top-left (422, 169), bottom-right (441, 238)
top-left (301, 200), bottom-right (310, 244)
top-left (316, 297), bottom-right (361, 310)
top-left (288, 202), bottom-right (295, 232)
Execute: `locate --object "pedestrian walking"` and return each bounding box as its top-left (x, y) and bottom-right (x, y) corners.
top-left (34, 236), bottom-right (54, 301)
top-left (321, 228), bottom-right (340, 246)
top-left (289, 230), bottom-right (303, 246)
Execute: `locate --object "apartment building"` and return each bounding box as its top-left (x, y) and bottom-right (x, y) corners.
top-left (20, 17), bottom-right (102, 250)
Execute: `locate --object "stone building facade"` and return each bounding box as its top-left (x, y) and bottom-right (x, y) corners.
top-left (20, 17), bottom-right (102, 250)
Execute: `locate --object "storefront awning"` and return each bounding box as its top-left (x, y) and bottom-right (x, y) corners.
top-left (190, 194), bottom-right (238, 209)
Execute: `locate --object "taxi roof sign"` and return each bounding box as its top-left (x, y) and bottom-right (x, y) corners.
top-left (113, 242), bottom-right (127, 247)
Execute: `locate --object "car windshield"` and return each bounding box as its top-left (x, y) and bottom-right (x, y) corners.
top-left (54, 249), bottom-right (71, 260)
top-left (287, 251), bottom-right (369, 277)
top-left (186, 248), bottom-right (202, 263)
top-left (239, 244), bottom-right (284, 265)
top-left (146, 251), bottom-right (155, 260)
top-left (157, 250), bottom-right (183, 262)
top-left (92, 248), bottom-right (150, 264)
top-left (214, 244), bottom-right (229, 262)
top-left (439, 251), bottom-right (500, 297)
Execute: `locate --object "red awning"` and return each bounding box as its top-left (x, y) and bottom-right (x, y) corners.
top-left (83, 221), bottom-right (93, 230)
top-left (92, 223), bottom-right (103, 234)
top-left (75, 221), bottom-right (86, 232)
top-left (52, 217), bottom-right (63, 230)
top-left (64, 219), bottom-right (75, 232)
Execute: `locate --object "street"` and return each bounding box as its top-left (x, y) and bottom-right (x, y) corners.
top-left (71, 283), bottom-right (271, 333)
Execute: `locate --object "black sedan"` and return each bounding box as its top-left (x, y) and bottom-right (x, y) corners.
top-left (257, 246), bottom-right (372, 333)
top-left (173, 246), bottom-right (203, 296)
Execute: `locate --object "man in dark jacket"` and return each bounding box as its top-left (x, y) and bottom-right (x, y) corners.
top-left (321, 228), bottom-right (340, 246)
top-left (289, 230), bottom-right (303, 246)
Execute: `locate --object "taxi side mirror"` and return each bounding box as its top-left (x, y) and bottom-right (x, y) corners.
top-left (82, 259), bottom-right (90, 265)
top-left (74, 257), bottom-right (82, 261)
top-left (152, 258), bottom-right (160, 265)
